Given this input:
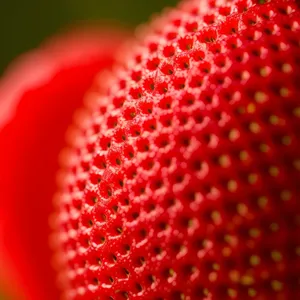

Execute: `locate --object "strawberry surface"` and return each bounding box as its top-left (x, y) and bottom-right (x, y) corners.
top-left (0, 28), bottom-right (128, 300)
top-left (53, 1), bottom-right (300, 299)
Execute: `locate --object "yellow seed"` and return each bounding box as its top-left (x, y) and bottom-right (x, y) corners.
top-left (269, 115), bottom-right (279, 125)
top-left (269, 166), bottom-right (279, 177)
top-left (281, 190), bottom-right (291, 201)
top-left (180, 244), bottom-right (187, 254)
top-left (248, 288), bottom-right (257, 297)
top-left (249, 122), bottom-right (260, 133)
top-left (280, 87), bottom-right (289, 97)
top-left (249, 228), bottom-right (260, 238)
top-left (293, 107), bottom-right (300, 117)
top-left (270, 223), bottom-right (279, 232)
top-left (293, 159), bottom-right (300, 171)
top-left (213, 263), bottom-right (220, 270)
top-left (258, 0), bottom-right (267, 5)
top-left (258, 196), bottom-right (268, 208)
top-left (271, 280), bottom-right (283, 291)
top-left (169, 268), bottom-right (175, 277)
top-left (271, 250), bottom-right (282, 262)
top-left (282, 135), bottom-right (291, 145)
top-left (228, 129), bottom-right (240, 141)
top-left (237, 203), bottom-right (248, 216)
top-left (250, 255), bottom-right (260, 266)
top-left (211, 211), bottom-right (221, 224)
top-left (241, 275), bottom-right (255, 286)
top-left (247, 103), bottom-right (256, 113)
top-left (248, 173), bottom-right (258, 184)
top-left (202, 239), bottom-right (208, 249)
top-left (239, 151), bottom-right (248, 161)
top-left (228, 180), bottom-right (237, 192)
top-left (282, 63), bottom-right (292, 73)
top-left (219, 155), bottom-right (230, 167)
top-left (188, 219), bottom-right (194, 228)
top-left (224, 235), bottom-right (232, 244)
top-left (254, 91), bottom-right (267, 103)
top-left (259, 143), bottom-right (269, 153)
top-left (260, 66), bottom-right (269, 77)
top-left (204, 288), bottom-right (209, 296)
top-left (228, 289), bottom-right (237, 298)
top-left (237, 106), bottom-right (246, 114)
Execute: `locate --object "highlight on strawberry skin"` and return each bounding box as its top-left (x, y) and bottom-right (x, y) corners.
top-left (51, 0), bottom-right (300, 299)
top-left (0, 27), bottom-right (129, 300)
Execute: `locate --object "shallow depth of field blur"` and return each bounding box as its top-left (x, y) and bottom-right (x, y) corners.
top-left (0, 0), bottom-right (179, 75)
top-left (0, 0), bottom-right (178, 298)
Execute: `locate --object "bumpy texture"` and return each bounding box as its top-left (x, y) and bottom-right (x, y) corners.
top-left (0, 28), bottom-right (128, 300)
top-left (54, 1), bottom-right (300, 299)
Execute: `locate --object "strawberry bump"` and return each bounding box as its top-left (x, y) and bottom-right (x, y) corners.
top-left (52, 0), bottom-right (300, 299)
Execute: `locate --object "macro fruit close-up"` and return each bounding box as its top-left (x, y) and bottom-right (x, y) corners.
top-left (0, 27), bottom-right (129, 300)
top-left (0, 0), bottom-right (300, 299)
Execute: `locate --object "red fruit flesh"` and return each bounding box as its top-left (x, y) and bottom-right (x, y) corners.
top-left (0, 28), bottom-right (128, 300)
top-left (54, 1), bottom-right (300, 299)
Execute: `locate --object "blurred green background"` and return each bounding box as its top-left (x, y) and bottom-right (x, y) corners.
top-left (0, 0), bottom-right (179, 76)
top-left (0, 0), bottom-right (178, 299)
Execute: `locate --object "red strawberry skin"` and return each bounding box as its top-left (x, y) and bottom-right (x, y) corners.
top-left (0, 28), bottom-right (128, 300)
top-left (54, 1), bottom-right (300, 299)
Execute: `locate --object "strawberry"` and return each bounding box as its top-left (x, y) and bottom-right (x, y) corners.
top-left (53, 1), bottom-right (300, 299)
top-left (0, 27), bottom-right (128, 300)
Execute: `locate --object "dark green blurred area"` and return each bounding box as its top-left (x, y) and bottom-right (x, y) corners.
top-left (0, 0), bottom-right (179, 75)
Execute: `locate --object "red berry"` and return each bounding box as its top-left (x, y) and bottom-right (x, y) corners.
top-left (0, 27), bottom-right (128, 300)
top-left (53, 1), bottom-right (300, 299)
